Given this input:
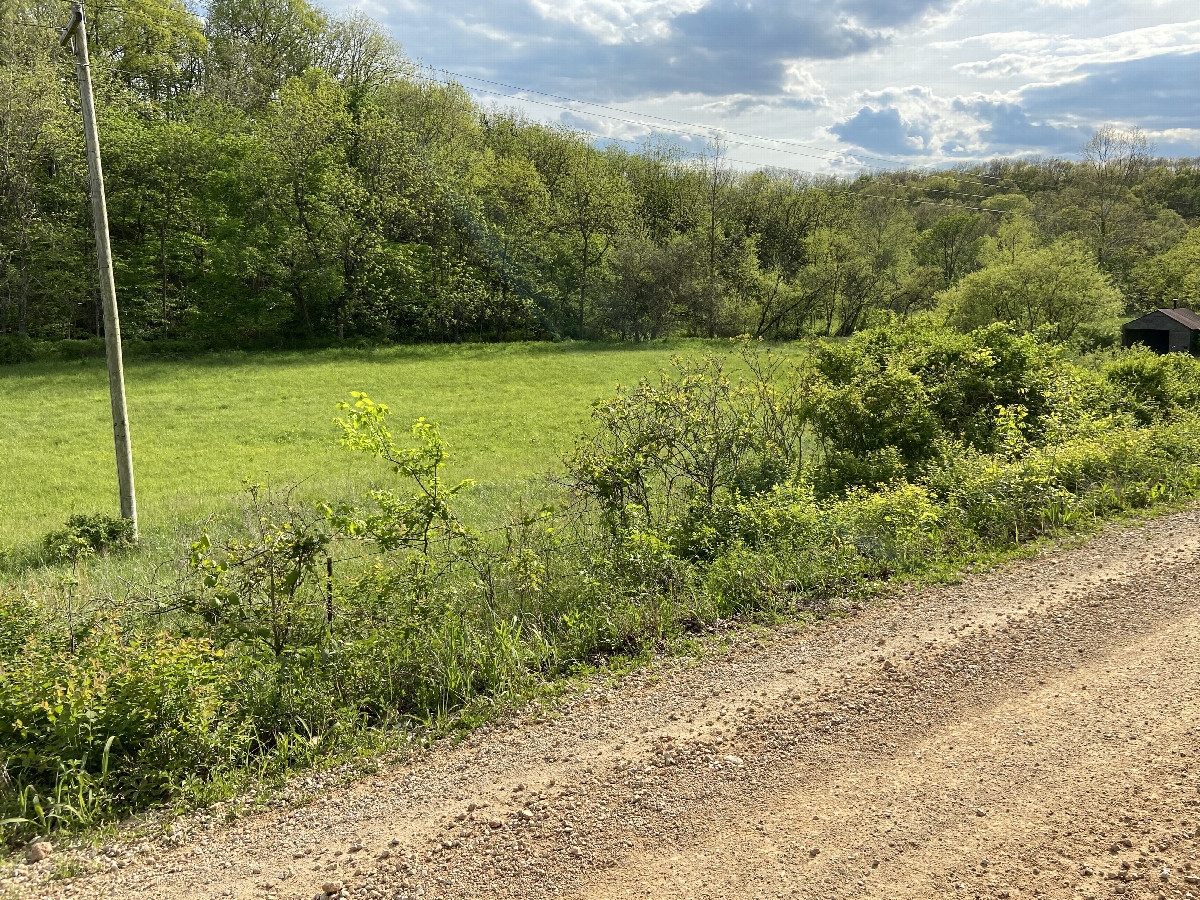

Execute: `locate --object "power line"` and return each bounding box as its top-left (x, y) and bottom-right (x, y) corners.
top-left (433, 66), bottom-right (1010, 189)
top-left (20, 0), bottom-right (1017, 196)
top-left (413, 70), bottom-right (1020, 214)
top-left (5, 23), bottom-right (1044, 221)
top-left (416, 70), bottom-right (1011, 209)
top-left (4, 19), bottom-right (62, 28)
top-left (407, 71), bottom-right (1030, 219)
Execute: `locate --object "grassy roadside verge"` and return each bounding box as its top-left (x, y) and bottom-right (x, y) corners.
top-left (2, 492), bottom-right (1196, 886)
top-left (5, 324), bottom-right (1200, 851)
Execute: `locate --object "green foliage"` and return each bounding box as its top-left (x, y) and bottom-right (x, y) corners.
top-left (1101, 346), bottom-right (1200, 425)
top-left (563, 342), bottom-right (810, 552)
top-left (187, 483), bottom-right (332, 658)
top-left (808, 323), bottom-right (1073, 493)
top-left (43, 514), bottom-right (136, 562)
top-left (0, 607), bottom-right (249, 836)
top-left (9, 325), bottom-right (1200, 844)
top-left (940, 240), bottom-right (1123, 343)
top-left (1131, 227), bottom-right (1200, 311)
top-left (3, 0), bottom-right (1195, 352)
top-left (334, 393), bottom-right (474, 558)
top-left (0, 335), bottom-right (35, 364)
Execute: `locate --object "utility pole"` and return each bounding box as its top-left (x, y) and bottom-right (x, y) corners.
top-left (61, 2), bottom-right (138, 537)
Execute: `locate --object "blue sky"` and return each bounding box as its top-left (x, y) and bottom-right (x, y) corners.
top-left (338, 0), bottom-right (1200, 173)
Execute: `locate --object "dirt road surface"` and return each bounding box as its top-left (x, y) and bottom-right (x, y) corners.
top-left (14, 510), bottom-right (1200, 900)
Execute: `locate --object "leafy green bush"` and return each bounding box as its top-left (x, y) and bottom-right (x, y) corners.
top-left (0, 334), bottom-right (36, 365)
top-left (187, 483), bottom-right (332, 659)
top-left (1102, 346), bottom-right (1200, 425)
top-left (563, 343), bottom-right (810, 552)
top-left (808, 323), bottom-right (1080, 494)
top-left (43, 514), bottom-right (136, 562)
top-left (0, 606), bottom-right (254, 834)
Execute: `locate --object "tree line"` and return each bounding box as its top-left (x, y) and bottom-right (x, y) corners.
top-left (3, 0), bottom-right (1200, 347)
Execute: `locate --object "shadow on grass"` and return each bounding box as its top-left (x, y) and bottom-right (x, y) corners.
top-left (0, 338), bottom-right (756, 380)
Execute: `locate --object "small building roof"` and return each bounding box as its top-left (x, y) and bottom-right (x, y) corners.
top-left (1159, 307), bottom-right (1200, 330)
top-left (1125, 308), bottom-right (1200, 331)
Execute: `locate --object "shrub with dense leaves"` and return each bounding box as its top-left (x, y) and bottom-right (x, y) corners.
top-left (0, 598), bottom-right (253, 832)
top-left (1101, 346), bottom-right (1200, 425)
top-left (43, 513), bottom-right (136, 562)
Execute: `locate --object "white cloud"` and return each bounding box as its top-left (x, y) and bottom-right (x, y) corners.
top-left (526, 0), bottom-right (705, 43)
top-left (952, 20), bottom-right (1200, 78)
top-left (782, 65), bottom-right (829, 105)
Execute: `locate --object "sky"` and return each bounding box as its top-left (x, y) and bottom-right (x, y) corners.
top-left (337, 0), bottom-right (1200, 174)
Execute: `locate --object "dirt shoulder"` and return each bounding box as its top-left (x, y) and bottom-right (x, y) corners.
top-left (12, 510), bottom-right (1200, 900)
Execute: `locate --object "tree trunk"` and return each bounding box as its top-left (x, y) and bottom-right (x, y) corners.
top-left (579, 230), bottom-right (590, 337)
top-left (17, 255), bottom-right (29, 336)
top-left (161, 220), bottom-right (170, 337)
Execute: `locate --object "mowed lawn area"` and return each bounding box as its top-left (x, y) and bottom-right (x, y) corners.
top-left (0, 340), bottom-right (727, 549)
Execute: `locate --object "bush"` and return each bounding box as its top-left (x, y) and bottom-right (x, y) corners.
top-left (1102, 346), bottom-right (1200, 425)
top-left (0, 334), bottom-right (36, 365)
top-left (563, 343), bottom-right (810, 548)
top-left (0, 607), bottom-right (254, 833)
top-left (42, 514), bottom-right (136, 562)
top-left (808, 323), bottom-right (1075, 493)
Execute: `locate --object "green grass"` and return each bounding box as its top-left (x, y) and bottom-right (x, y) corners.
top-left (0, 340), bottom-right (727, 550)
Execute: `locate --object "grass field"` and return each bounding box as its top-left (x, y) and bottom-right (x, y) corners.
top-left (0, 340), bottom-right (727, 551)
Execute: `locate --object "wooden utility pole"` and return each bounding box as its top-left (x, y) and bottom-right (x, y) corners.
top-left (62, 2), bottom-right (138, 536)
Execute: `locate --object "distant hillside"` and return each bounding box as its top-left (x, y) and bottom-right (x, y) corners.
top-left (2, 0), bottom-right (1199, 347)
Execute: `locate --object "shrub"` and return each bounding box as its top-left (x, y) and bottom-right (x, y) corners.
top-left (1102, 346), bottom-right (1200, 425)
top-left (563, 343), bottom-right (811, 549)
top-left (809, 346), bottom-right (937, 492)
top-left (0, 334), bottom-right (36, 365)
top-left (0, 607), bottom-right (253, 835)
top-left (187, 483), bottom-right (332, 660)
top-left (43, 514), bottom-right (136, 562)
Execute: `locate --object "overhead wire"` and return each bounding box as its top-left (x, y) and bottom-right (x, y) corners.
top-left (432, 66), bottom-right (1011, 190)
top-left (411, 67), bottom-right (1018, 211)
top-left (9, 4), bottom-right (1047, 222)
top-left (407, 73), bottom-right (1035, 219)
top-left (411, 69), bottom-right (1030, 218)
top-left (58, 0), bottom-right (1015, 192)
top-left (19, 0), bottom-right (1025, 203)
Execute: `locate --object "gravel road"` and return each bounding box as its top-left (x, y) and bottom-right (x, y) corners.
top-left (13, 510), bottom-right (1200, 900)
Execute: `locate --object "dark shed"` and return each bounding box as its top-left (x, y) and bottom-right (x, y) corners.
top-left (1121, 307), bottom-right (1200, 355)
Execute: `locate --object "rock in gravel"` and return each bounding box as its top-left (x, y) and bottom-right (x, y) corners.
top-left (321, 880), bottom-right (344, 895)
top-left (25, 842), bottom-right (53, 863)
top-left (723, 755), bottom-right (745, 767)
